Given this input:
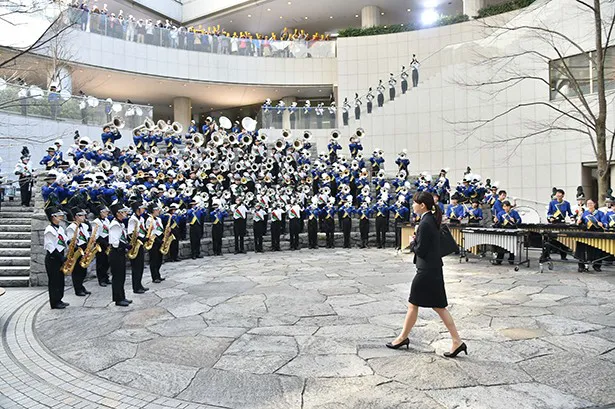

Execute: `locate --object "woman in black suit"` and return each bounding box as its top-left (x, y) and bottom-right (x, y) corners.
top-left (386, 191), bottom-right (467, 357)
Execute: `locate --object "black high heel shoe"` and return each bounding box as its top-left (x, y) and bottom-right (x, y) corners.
top-left (385, 338), bottom-right (410, 350)
top-left (444, 342), bottom-right (467, 358)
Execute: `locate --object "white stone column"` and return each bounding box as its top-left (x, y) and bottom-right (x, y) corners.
top-left (173, 97), bottom-right (191, 132)
top-left (463, 0), bottom-right (485, 17)
top-left (282, 97), bottom-right (296, 130)
top-left (361, 6), bottom-right (381, 28)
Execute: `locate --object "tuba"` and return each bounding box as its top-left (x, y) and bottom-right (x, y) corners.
top-left (79, 224), bottom-right (101, 268)
top-left (133, 118), bottom-right (155, 136)
top-left (275, 138), bottom-right (286, 151)
top-left (193, 133), bottom-right (205, 147)
top-left (171, 121), bottom-right (183, 134)
top-left (211, 131), bottom-right (224, 146)
top-left (258, 132), bottom-right (268, 143)
top-left (150, 146), bottom-right (160, 156)
top-left (355, 128), bottom-right (365, 138)
top-left (241, 134), bottom-right (253, 147)
top-left (331, 129), bottom-right (341, 140)
top-left (77, 158), bottom-right (91, 172)
top-left (61, 223), bottom-right (84, 275)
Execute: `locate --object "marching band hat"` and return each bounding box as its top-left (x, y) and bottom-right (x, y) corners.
top-left (169, 203), bottom-right (180, 210)
top-left (47, 146), bottom-right (56, 152)
top-left (71, 207), bottom-right (87, 217)
top-left (148, 202), bottom-right (161, 213)
top-left (96, 204), bottom-right (110, 214)
top-left (45, 206), bottom-right (64, 221)
top-left (130, 200), bottom-right (146, 212)
top-left (111, 203), bottom-right (130, 216)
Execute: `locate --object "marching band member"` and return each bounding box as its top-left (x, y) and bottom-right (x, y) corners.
top-left (270, 202), bottom-right (284, 251)
top-left (374, 198), bottom-right (389, 249)
top-left (576, 198), bottom-right (605, 272)
top-left (109, 202), bottom-right (132, 307)
top-left (401, 66), bottom-right (409, 94)
top-left (377, 80), bottom-right (385, 107)
top-left (323, 198), bottom-right (337, 248)
top-left (354, 93), bottom-right (362, 120)
top-left (101, 125), bottom-right (122, 145)
top-left (491, 190), bottom-right (507, 222)
top-left (305, 199), bottom-right (320, 249)
top-left (92, 204), bottom-right (111, 286)
top-left (252, 202), bottom-right (267, 253)
top-left (446, 194), bottom-right (466, 225)
top-left (366, 88), bottom-right (374, 114)
top-left (40, 146), bottom-right (60, 169)
top-left (232, 196), bottom-right (248, 254)
top-left (395, 150), bottom-right (409, 174)
top-left (494, 200), bottom-right (521, 265)
top-left (127, 200), bottom-right (148, 293)
top-left (14, 150), bottom-right (33, 207)
top-left (388, 73), bottom-right (397, 101)
top-left (391, 196), bottom-right (410, 250)
top-left (187, 199), bottom-right (204, 258)
top-left (349, 137), bottom-right (363, 159)
top-left (210, 199), bottom-right (227, 256)
top-left (544, 188), bottom-right (573, 261)
top-left (467, 199), bottom-right (483, 226)
top-left (146, 202), bottom-right (165, 283)
top-left (166, 204), bottom-right (183, 261)
top-left (342, 98), bottom-right (350, 126)
top-left (287, 199), bottom-right (303, 250)
top-left (66, 207), bottom-right (91, 296)
top-left (432, 192), bottom-right (446, 214)
top-left (44, 206), bottom-right (68, 309)
top-left (357, 199), bottom-right (373, 248)
top-left (339, 195), bottom-right (354, 248)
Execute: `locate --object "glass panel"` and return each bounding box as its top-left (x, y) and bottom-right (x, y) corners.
top-left (0, 82), bottom-right (153, 125)
top-left (72, 8), bottom-right (335, 59)
top-left (549, 52), bottom-right (591, 100)
top-left (259, 107), bottom-right (336, 130)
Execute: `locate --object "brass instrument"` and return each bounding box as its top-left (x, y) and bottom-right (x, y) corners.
top-left (193, 133), bottom-right (205, 147)
top-left (127, 222), bottom-right (143, 260)
top-left (61, 223), bottom-right (84, 275)
top-left (171, 121), bottom-right (183, 134)
top-left (275, 138), bottom-right (285, 151)
top-left (282, 129), bottom-right (292, 140)
top-left (79, 224), bottom-right (101, 269)
top-left (355, 127), bottom-right (365, 138)
top-left (143, 222), bottom-right (156, 251)
top-left (293, 139), bottom-right (304, 150)
top-left (103, 117), bottom-right (125, 131)
top-left (241, 134), bottom-right (253, 146)
top-left (331, 129), bottom-right (340, 140)
top-left (160, 216), bottom-right (175, 255)
top-left (156, 119), bottom-right (170, 132)
top-left (303, 130), bottom-right (312, 141)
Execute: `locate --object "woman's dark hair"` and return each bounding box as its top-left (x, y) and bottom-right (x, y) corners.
top-left (413, 191), bottom-right (442, 228)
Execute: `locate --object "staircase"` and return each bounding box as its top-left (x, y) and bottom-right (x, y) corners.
top-left (0, 201), bottom-right (33, 287)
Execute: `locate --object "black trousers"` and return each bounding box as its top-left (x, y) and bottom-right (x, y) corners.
top-left (308, 218), bottom-right (318, 248)
top-left (359, 218), bottom-right (369, 247)
top-left (395, 224), bottom-right (402, 249)
top-left (189, 223), bottom-right (202, 258)
top-left (253, 221), bottom-right (265, 252)
top-left (412, 70), bottom-right (419, 87)
top-left (109, 247), bottom-right (126, 302)
top-left (45, 251), bottom-right (65, 308)
top-left (376, 216), bottom-right (387, 248)
top-left (325, 218), bottom-right (335, 248)
top-left (168, 228), bottom-right (180, 261)
top-left (575, 242), bottom-right (603, 269)
top-left (271, 221), bottom-right (281, 250)
top-left (212, 222), bottom-right (223, 255)
top-left (377, 94), bottom-right (384, 107)
top-left (402, 79), bottom-right (408, 94)
top-left (71, 251), bottom-right (88, 294)
top-left (342, 112), bottom-right (349, 126)
top-left (96, 242), bottom-right (109, 284)
top-left (19, 177), bottom-right (31, 206)
top-left (234, 219), bottom-right (247, 253)
top-left (289, 218), bottom-right (300, 250)
top-left (149, 240), bottom-right (163, 281)
top-left (342, 217), bottom-right (351, 248)
top-left (367, 101), bottom-right (372, 114)
top-left (389, 87), bottom-right (395, 101)
top-left (354, 106), bottom-right (360, 120)
top-left (129, 246), bottom-right (145, 291)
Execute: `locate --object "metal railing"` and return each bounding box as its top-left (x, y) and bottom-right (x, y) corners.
top-left (0, 82), bottom-right (153, 127)
top-left (69, 8), bottom-right (336, 59)
top-left (259, 107), bottom-right (336, 130)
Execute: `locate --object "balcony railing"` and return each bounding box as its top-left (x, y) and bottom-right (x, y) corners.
top-left (258, 107), bottom-right (336, 130)
top-left (0, 82), bottom-right (153, 127)
top-left (68, 8), bottom-right (336, 59)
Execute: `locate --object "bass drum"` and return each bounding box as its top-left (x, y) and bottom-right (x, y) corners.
top-left (516, 206), bottom-right (542, 224)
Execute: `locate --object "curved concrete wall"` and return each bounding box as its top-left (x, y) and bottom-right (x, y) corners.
top-left (63, 30), bottom-right (337, 86)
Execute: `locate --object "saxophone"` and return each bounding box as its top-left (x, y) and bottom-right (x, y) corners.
top-left (143, 222), bottom-right (155, 251)
top-left (79, 224), bottom-right (101, 268)
top-left (127, 221), bottom-right (143, 260)
top-left (61, 223), bottom-right (85, 275)
top-left (160, 216), bottom-right (175, 255)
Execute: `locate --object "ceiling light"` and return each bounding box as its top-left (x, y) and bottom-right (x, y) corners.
top-left (421, 8), bottom-right (439, 25)
top-left (168, 104), bottom-right (172, 107)
top-left (329, 16), bottom-right (333, 19)
top-left (381, 12), bottom-right (385, 15)
top-left (267, 8), bottom-right (271, 11)
top-left (407, 8), bottom-right (411, 11)
top-left (287, 1), bottom-right (291, 4)
top-left (248, 14), bottom-right (252, 17)
top-left (355, 14), bottom-right (359, 17)
top-left (280, 15), bottom-right (283, 18)
top-left (304, 16), bottom-right (308, 19)
top-left (230, 20), bottom-right (233, 22)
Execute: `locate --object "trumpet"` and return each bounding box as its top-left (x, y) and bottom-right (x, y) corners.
top-left (285, 154), bottom-right (294, 163)
top-left (355, 127), bottom-right (365, 138)
top-left (150, 146), bottom-right (160, 156)
top-left (77, 158), bottom-right (91, 172)
top-left (220, 162), bottom-right (229, 172)
top-left (241, 134), bottom-right (253, 146)
top-left (146, 156), bottom-right (156, 165)
top-left (162, 159), bottom-right (173, 169)
top-left (121, 164), bottom-right (133, 176)
top-left (234, 162), bottom-right (244, 171)
top-left (228, 133), bottom-right (238, 145)
top-left (258, 133), bottom-right (268, 143)
top-left (99, 160), bottom-right (111, 172)
top-left (293, 139), bottom-right (304, 150)
top-left (211, 131), bottom-right (224, 146)
top-left (282, 129), bottom-right (292, 139)
top-left (275, 138), bottom-right (285, 151)
top-left (170, 147), bottom-right (180, 156)
top-left (103, 117), bottom-right (125, 131)
top-left (302, 130), bottom-right (312, 141)
top-left (127, 145), bottom-right (137, 155)
top-left (331, 129), bottom-right (341, 140)
top-left (193, 133), bottom-right (204, 147)
top-left (209, 150), bottom-right (218, 160)
top-left (133, 118), bottom-right (154, 136)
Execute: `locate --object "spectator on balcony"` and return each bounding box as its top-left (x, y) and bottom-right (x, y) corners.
top-left (17, 78), bottom-right (28, 116)
top-left (146, 19), bottom-right (155, 45)
top-left (377, 80), bottom-right (385, 107)
top-left (354, 93), bottom-right (362, 120)
top-left (48, 85), bottom-right (60, 120)
top-left (389, 73), bottom-right (397, 101)
top-left (136, 19), bottom-right (145, 43)
top-left (126, 15), bottom-right (136, 42)
top-left (401, 66), bottom-right (409, 94)
top-left (366, 88), bottom-right (374, 114)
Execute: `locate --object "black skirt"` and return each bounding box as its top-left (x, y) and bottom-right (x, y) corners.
top-left (409, 267), bottom-right (448, 308)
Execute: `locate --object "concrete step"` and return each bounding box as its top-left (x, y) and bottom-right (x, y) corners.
top-left (0, 248), bottom-right (30, 257)
top-left (0, 232), bottom-right (30, 240)
top-left (0, 224), bottom-right (31, 232)
top-left (0, 276), bottom-right (30, 287)
top-left (0, 201), bottom-right (34, 208)
top-left (0, 265), bottom-right (30, 277)
top-left (0, 256), bottom-right (30, 266)
top-left (0, 211), bottom-right (34, 218)
top-left (0, 239), bottom-right (30, 248)
top-left (0, 218), bottom-right (32, 225)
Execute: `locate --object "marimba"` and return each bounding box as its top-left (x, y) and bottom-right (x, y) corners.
top-left (538, 230), bottom-right (615, 272)
top-left (518, 223), bottom-right (584, 249)
top-left (462, 228), bottom-right (530, 271)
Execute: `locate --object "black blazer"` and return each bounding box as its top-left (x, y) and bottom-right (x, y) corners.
top-left (410, 212), bottom-right (443, 269)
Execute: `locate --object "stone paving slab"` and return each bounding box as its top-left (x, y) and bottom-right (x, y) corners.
top-left (1, 249), bottom-right (615, 408)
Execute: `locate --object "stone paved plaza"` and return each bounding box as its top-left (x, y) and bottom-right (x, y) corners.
top-left (2, 248), bottom-right (615, 408)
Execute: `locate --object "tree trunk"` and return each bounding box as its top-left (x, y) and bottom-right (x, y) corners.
top-left (593, 0), bottom-right (609, 204)
top-left (597, 126), bottom-right (609, 203)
